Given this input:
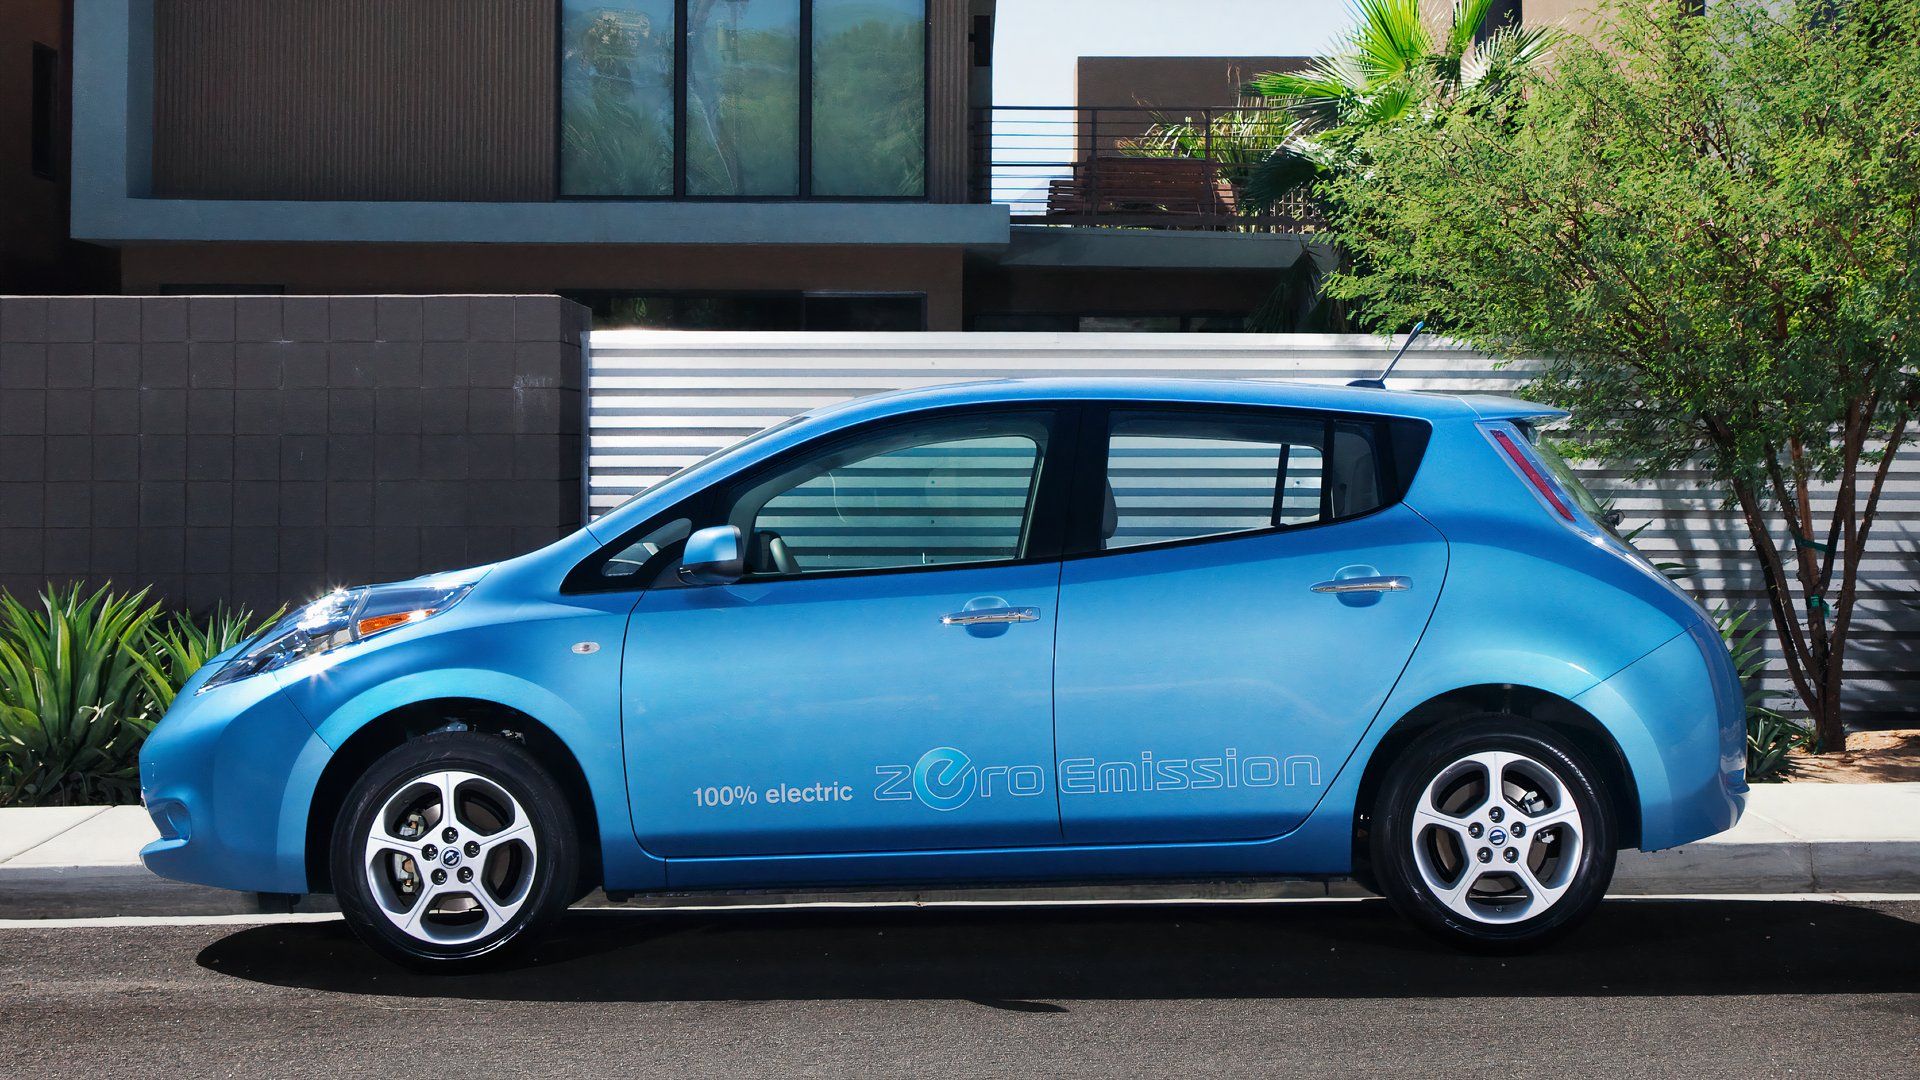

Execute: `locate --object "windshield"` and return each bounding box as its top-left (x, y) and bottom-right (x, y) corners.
top-left (1523, 427), bottom-right (1614, 531)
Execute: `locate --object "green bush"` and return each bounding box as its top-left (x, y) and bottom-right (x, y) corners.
top-left (0, 585), bottom-right (276, 808)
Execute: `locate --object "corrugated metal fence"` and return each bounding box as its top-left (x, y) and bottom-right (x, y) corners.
top-left (586, 332), bottom-right (1917, 723)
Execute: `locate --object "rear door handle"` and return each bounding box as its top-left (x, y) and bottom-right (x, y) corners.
top-left (941, 606), bottom-right (1040, 627)
top-left (1311, 576), bottom-right (1411, 595)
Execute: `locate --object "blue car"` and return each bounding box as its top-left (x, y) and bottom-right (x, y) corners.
top-left (138, 379), bottom-right (1747, 968)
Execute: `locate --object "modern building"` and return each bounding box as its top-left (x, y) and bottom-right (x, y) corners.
top-left (0, 0), bottom-right (114, 293)
top-left (49, 0), bottom-right (1327, 331)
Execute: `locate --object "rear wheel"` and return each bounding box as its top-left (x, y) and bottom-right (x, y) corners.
top-left (1371, 717), bottom-right (1615, 951)
top-left (331, 732), bottom-right (578, 970)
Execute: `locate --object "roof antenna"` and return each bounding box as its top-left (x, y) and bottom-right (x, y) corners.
top-left (1349, 320), bottom-right (1426, 389)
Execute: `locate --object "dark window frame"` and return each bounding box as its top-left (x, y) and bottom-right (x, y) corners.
top-left (31, 42), bottom-right (58, 181)
top-left (556, 0), bottom-right (933, 202)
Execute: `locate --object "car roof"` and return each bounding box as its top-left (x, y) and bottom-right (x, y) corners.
top-left (808, 378), bottom-right (1565, 425)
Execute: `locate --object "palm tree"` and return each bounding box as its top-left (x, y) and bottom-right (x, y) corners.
top-left (1240, 0), bottom-right (1561, 210)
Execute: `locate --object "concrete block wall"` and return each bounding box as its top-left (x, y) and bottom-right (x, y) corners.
top-left (0, 295), bottom-right (587, 614)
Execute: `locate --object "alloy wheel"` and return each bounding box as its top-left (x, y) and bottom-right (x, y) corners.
top-left (363, 770), bottom-right (541, 947)
top-left (1407, 750), bottom-right (1586, 924)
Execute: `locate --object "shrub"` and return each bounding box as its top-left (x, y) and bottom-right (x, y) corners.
top-left (0, 585), bottom-right (276, 808)
top-left (0, 586), bottom-right (166, 807)
top-left (1718, 608), bottom-right (1812, 782)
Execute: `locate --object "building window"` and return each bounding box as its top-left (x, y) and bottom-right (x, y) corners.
top-left (572, 291), bottom-right (926, 330)
top-left (560, 0), bottom-right (926, 199)
top-left (1475, 0), bottom-right (1522, 43)
top-left (812, 0), bottom-right (926, 196)
top-left (687, 0), bottom-right (801, 195)
top-left (561, 1), bottom-right (678, 196)
top-left (31, 44), bottom-right (57, 180)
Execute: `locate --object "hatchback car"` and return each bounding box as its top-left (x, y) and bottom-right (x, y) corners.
top-left (139, 379), bottom-right (1746, 968)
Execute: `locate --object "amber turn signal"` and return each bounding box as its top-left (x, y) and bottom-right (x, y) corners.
top-left (357, 609), bottom-right (434, 638)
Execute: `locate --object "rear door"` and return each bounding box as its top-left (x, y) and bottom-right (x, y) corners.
top-left (1053, 406), bottom-right (1446, 844)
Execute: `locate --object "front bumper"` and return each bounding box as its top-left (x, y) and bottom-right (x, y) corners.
top-left (1574, 625), bottom-right (1748, 851)
top-left (138, 667), bottom-right (333, 895)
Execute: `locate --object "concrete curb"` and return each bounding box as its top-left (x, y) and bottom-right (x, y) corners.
top-left (2, 785), bottom-right (1915, 920)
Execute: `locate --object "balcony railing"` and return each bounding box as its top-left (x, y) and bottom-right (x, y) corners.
top-left (971, 105), bottom-right (1328, 233)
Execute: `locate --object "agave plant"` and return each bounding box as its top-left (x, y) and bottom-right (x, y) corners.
top-left (0, 585), bottom-right (167, 807)
top-left (145, 604), bottom-right (283, 715)
top-left (1716, 607), bottom-right (1812, 782)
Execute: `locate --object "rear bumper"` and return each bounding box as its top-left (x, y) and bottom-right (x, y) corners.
top-left (1575, 626), bottom-right (1747, 851)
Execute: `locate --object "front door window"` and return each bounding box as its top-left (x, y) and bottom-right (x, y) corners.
top-left (725, 413), bottom-right (1050, 575)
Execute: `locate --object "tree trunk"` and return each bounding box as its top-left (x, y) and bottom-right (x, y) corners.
top-left (1814, 680), bottom-right (1847, 755)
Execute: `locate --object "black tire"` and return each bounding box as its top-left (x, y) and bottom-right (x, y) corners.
top-left (1370, 716), bottom-right (1615, 951)
top-left (331, 732), bottom-right (579, 971)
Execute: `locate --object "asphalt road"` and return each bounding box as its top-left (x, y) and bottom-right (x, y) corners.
top-left (2, 898), bottom-right (1916, 1078)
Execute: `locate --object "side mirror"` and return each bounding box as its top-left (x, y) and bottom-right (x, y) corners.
top-left (679, 525), bottom-right (745, 586)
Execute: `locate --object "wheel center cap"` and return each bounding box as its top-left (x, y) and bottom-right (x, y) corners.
top-left (440, 848), bottom-right (461, 868)
top-left (1488, 827), bottom-right (1508, 846)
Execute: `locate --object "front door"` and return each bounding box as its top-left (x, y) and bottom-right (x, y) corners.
top-left (622, 409), bottom-right (1070, 858)
top-left (1054, 406), bottom-right (1446, 843)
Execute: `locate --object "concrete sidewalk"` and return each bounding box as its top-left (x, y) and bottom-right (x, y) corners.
top-left (1, 785), bottom-right (1915, 920)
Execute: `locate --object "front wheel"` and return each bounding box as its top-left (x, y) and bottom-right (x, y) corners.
top-left (1371, 717), bottom-right (1615, 951)
top-left (331, 732), bottom-right (579, 970)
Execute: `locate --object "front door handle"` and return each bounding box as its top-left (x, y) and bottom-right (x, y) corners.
top-left (1311, 576), bottom-right (1411, 595)
top-left (941, 606), bottom-right (1040, 627)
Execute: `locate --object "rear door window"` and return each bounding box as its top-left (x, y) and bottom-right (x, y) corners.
top-left (1099, 409), bottom-right (1396, 551)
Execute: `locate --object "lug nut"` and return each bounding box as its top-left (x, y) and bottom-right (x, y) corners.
top-left (465, 841), bottom-right (480, 858)
top-left (1510, 822), bottom-right (1526, 838)
top-left (422, 844), bottom-right (438, 860)
top-left (442, 827), bottom-right (459, 843)
top-left (1503, 848), bottom-right (1520, 863)
top-left (1467, 822), bottom-right (1483, 839)
top-left (1477, 847), bottom-right (1492, 863)
top-left (458, 867), bottom-right (473, 883)
top-left (1488, 806), bottom-right (1505, 823)
top-left (432, 868), bottom-right (447, 885)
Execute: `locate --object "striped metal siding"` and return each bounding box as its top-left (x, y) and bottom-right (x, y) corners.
top-left (586, 331), bottom-right (1919, 721)
top-left (152, 0), bottom-right (557, 201)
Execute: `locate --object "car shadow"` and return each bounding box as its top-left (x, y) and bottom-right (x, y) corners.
top-left (196, 898), bottom-right (1920, 1003)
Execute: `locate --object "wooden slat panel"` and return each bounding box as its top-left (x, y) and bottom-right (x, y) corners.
top-left (926, 0), bottom-right (969, 203)
top-left (584, 331), bottom-right (1920, 723)
top-left (153, 0), bottom-right (557, 201)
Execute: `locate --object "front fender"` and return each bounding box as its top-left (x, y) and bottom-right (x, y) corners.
top-left (300, 668), bottom-right (597, 754)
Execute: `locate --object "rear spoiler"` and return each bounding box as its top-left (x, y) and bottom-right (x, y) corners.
top-left (1458, 396), bottom-right (1569, 424)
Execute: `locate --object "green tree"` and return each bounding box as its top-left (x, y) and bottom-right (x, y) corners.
top-left (1137, 0), bottom-right (1557, 329)
top-left (1320, 0), bottom-right (1920, 751)
top-left (1240, 0), bottom-right (1559, 208)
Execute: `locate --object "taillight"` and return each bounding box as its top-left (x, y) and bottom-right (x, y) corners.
top-left (1489, 428), bottom-right (1575, 521)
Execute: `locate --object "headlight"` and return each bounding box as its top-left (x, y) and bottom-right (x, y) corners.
top-left (200, 576), bottom-right (477, 693)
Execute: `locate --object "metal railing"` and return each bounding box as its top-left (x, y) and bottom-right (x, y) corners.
top-left (970, 105), bottom-right (1328, 233)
